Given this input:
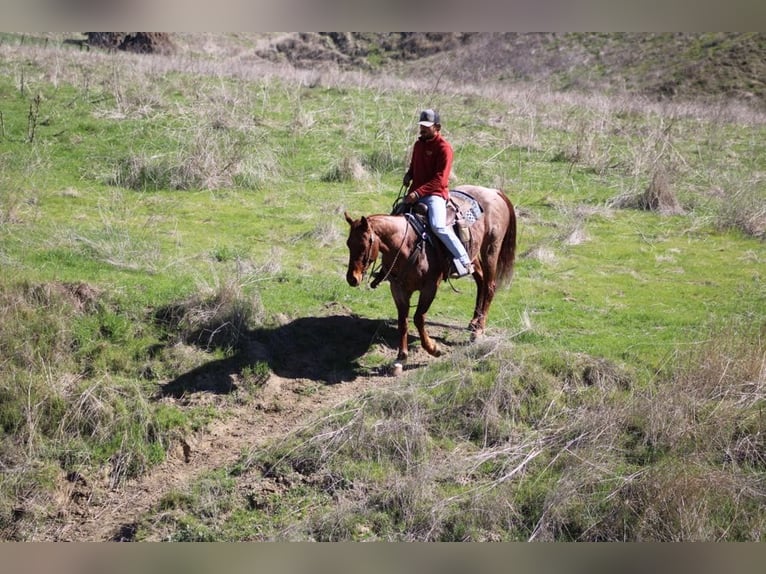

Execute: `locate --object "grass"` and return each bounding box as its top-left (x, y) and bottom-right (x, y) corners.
top-left (214, 328), bottom-right (765, 541)
top-left (0, 33), bottom-right (765, 540)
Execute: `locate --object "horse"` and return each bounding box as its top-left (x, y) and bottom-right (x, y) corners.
top-left (344, 184), bottom-right (517, 362)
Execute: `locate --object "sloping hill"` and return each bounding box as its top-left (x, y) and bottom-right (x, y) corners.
top-left (58, 32), bottom-right (766, 105)
top-left (251, 32), bottom-right (766, 105)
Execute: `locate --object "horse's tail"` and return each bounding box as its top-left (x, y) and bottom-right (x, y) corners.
top-left (495, 189), bottom-right (517, 288)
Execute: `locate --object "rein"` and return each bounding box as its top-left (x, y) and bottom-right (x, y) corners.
top-left (368, 217), bottom-right (412, 289)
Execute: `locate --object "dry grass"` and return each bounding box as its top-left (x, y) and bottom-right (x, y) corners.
top-left (321, 154), bottom-right (368, 183)
top-left (714, 181), bottom-right (766, 239)
top-left (236, 324), bottom-right (766, 540)
top-left (110, 127), bottom-right (280, 192)
top-left (0, 280), bottom-right (180, 537)
top-left (153, 278), bottom-right (262, 352)
top-left (610, 165), bottom-right (684, 215)
top-left (0, 276), bottom-right (268, 538)
top-left (529, 326), bottom-right (766, 541)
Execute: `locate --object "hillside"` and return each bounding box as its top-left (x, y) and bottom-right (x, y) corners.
top-left (26, 32), bottom-right (766, 105)
top-left (247, 32), bottom-right (766, 105)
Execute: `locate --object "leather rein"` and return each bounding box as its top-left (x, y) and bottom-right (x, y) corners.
top-left (366, 217), bottom-right (415, 289)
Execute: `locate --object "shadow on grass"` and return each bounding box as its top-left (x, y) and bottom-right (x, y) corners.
top-left (156, 314), bottom-right (407, 398)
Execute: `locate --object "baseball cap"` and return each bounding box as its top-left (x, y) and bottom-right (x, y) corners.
top-left (418, 109), bottom-right (440, 127)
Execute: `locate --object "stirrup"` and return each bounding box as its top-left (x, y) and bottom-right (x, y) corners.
top-left (449, 260), bottom-right (474, 278)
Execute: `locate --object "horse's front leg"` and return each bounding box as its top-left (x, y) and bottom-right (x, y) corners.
top-left (414, 284), bottom-right (441, 357)
top-left (391, 284), bottom-right (412, 361)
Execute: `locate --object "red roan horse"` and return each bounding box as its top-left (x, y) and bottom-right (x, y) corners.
top-left (344, 184), bottom-right (517, 362)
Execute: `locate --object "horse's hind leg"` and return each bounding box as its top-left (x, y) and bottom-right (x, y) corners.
top-left (470, 251), bottom-right (497, 338)
top-left (414, 285), bottom-right (441, 357)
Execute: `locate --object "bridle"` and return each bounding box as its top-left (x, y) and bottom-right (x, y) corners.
top-left (360, 231), bottom-right (378, 274)
top-left (366, 217), bottom-right (413, 288)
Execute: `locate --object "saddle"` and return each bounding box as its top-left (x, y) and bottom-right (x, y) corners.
top-left (369, 190), bottom-right (484, 287)
top-left (393, 190), bottom-right (484, 251)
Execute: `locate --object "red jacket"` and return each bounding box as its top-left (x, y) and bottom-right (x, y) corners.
top-left (406, 132), bottom-right (452, 201)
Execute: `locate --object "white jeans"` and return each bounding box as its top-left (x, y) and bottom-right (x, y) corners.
top-left (420, 195), bottom-right (471, 265)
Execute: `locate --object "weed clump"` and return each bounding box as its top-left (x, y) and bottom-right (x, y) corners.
top-left (714, 185), bottom-right (766, 239)
top-left (153, 281), bottom-right (260, 352)
top-left (86, 33), bottom-right (176, 55)
top-left (321, 154), bottom-right (368, 183)
top-left (111, 131), bottom-right (278, 192)
top-left (610, 166), bottom-right (684, 215)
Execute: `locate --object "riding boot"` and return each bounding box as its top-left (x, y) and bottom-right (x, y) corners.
top-left (449, 259), bottom-right (474, 278)
top-left (370, 268), bottom-right (388, 288)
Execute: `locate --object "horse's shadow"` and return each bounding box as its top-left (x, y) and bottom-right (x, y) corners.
top-left (156, 315), bottom-right (410, 398)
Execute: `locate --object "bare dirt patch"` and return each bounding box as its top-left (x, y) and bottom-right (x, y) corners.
top-left (85, 33), bottom-right (176, 55)
top-left (48, 372), bottom-right (387, 541)
top-left (41, 313), bottom-right (469, 541)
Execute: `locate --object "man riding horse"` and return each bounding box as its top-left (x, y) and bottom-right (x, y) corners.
top-left (400, 109), bottom-right (475, 278)
top-left (343, 109), bottom-right (517, 362)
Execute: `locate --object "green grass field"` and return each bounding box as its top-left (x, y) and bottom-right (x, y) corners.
top-left (1, 34), bottom-right (764, 541)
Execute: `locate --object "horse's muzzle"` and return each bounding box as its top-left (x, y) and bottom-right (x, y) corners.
top-left (346, 271), bottom-right (361, 287)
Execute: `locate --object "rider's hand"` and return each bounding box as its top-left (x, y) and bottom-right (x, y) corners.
top-left (404, 191), bottom-right (418, 204)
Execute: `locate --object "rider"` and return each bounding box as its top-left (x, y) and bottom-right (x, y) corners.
top-left (402, 109), bottom-right (474, 277)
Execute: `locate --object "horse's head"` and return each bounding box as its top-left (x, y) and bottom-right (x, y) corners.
top-left (344, 212), bottom-right (378, 287)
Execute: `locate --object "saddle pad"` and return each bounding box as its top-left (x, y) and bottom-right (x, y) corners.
top-left (450, 189), bottom-right (484, 225)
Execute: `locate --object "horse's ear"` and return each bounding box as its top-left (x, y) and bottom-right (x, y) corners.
top-left (344, 211), bottom-right (355, 226)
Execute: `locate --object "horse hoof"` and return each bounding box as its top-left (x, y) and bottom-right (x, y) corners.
top-left (391, 362), bottom-right (404, 377)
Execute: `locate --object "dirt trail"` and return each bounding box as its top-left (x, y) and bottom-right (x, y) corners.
top-left (48, 370), bottom-right (396, 541)
top-left (37, 311), bottom-right (463, 541)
